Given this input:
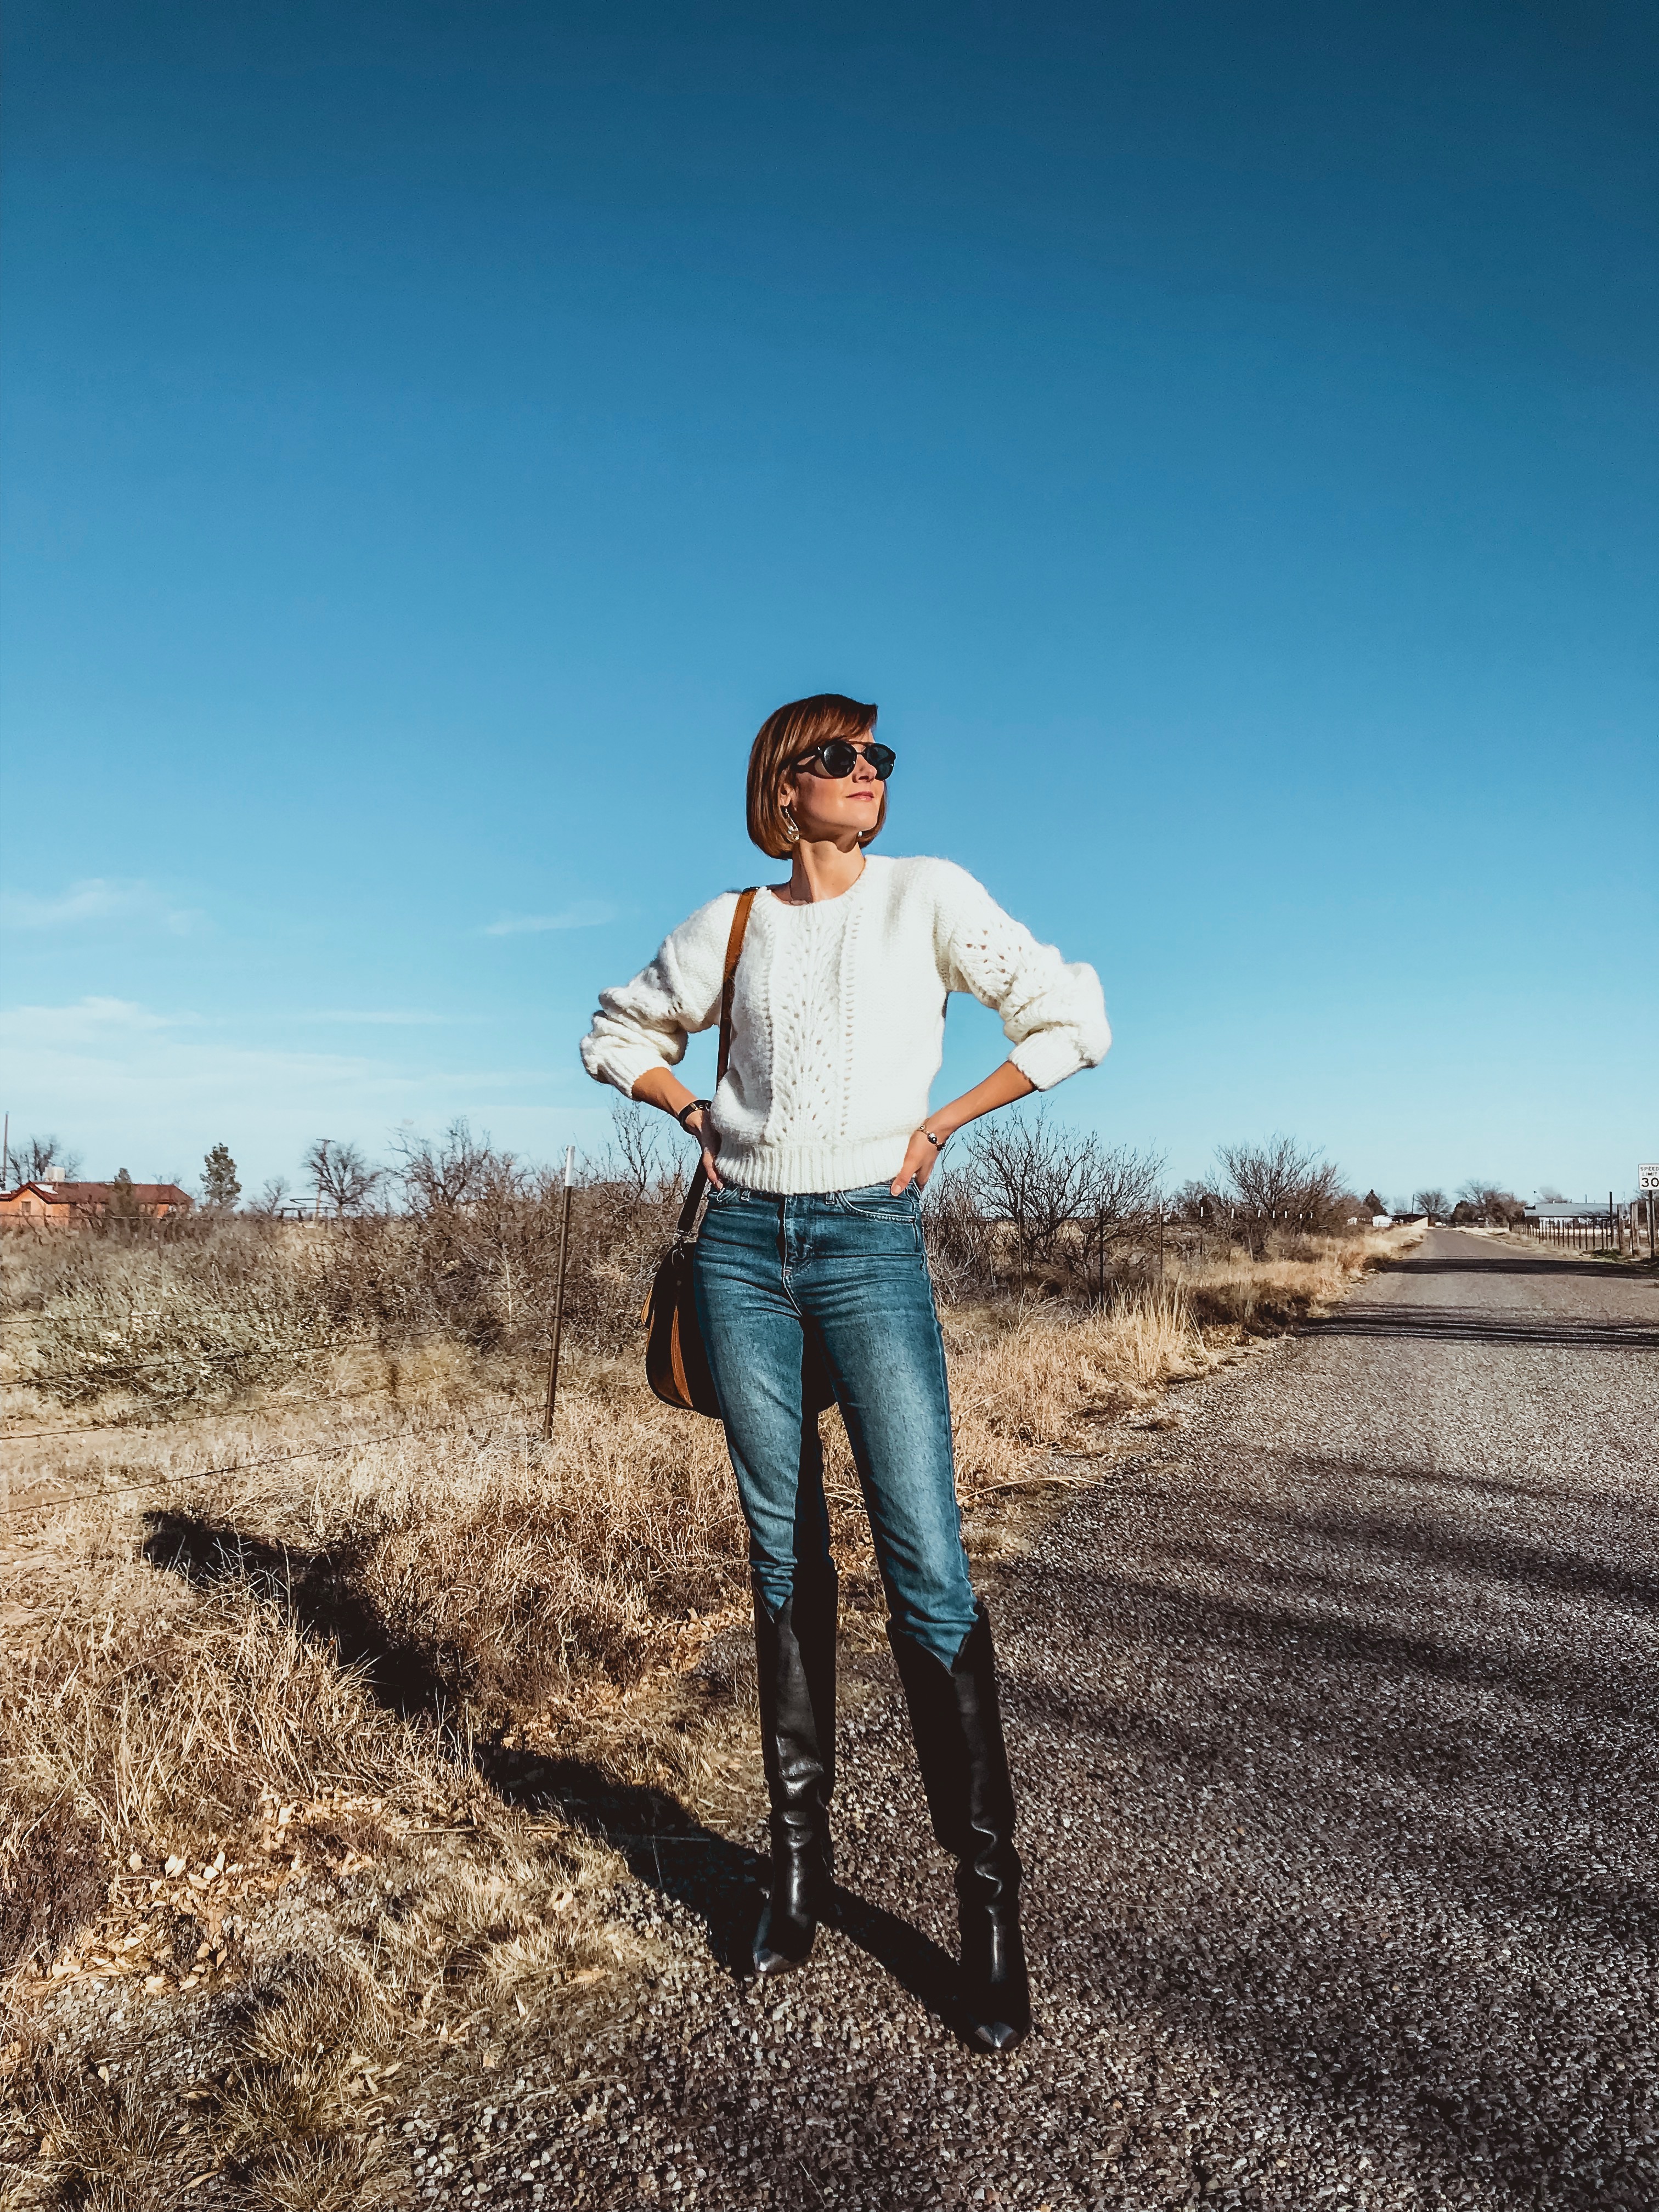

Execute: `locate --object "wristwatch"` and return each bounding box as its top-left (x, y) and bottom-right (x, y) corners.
top-left (677, 1098), bottom-right (713, 1130)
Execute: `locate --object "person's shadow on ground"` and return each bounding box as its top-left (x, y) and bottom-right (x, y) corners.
top-left (142, 1507), bottom-right (975, 2041)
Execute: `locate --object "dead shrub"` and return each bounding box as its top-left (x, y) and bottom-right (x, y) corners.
top-left (0, 1577), bottom-right (428, 1867)
top-left (0, 1803), bottom-right (106, 1977)
top-left (8, 2057), bottom-right (178, 2210)
top-left (276, 1396), bottom-right (748, 1707)
top-left (237, 2135), bottom-right (408, 2212)
top-left (210, 1951), bottom-right (403, 2165)
top-left (947, 1288), bottom-right (1212, 1482)
top-left (10, 1222), bottom-right (338, 1417)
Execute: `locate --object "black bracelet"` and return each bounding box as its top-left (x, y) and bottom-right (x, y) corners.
top-left (921, 1128), bottom-right (945, 1150)
top-left (676, 1098), bottom-right (713, 1130)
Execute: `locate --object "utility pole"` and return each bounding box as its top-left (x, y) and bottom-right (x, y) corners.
top-left (542, 1146), bottom-right (577, 1438)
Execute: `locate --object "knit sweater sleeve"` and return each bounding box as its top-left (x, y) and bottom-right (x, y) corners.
top-left (580, 891), bottom-right (740, 1098)
top-left (929, 862), bottom-right (1110, 1092)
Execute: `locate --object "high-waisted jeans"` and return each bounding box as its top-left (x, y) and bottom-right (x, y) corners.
top-left (693, 1181), bottom-right (980, 1667)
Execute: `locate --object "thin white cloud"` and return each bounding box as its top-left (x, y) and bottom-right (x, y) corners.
top-left (483, 901), bottom-right (616, 937)
top-left (0, 877), bottom-right (205, 935)
top-left (10, 996), bottom-right (202, 1042)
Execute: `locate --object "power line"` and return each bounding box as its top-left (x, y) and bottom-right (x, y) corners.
top-left (0, 1380), bottom-right (410, 1443)
top-left (36, 1343), bottom-right (266, 1378)
top-left (0, 1414), bottom-right (531, 1523)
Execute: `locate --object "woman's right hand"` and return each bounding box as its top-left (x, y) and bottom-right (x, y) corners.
top-left (685, 1107), bottom-right (723, 1189)
top-left (630, 1070), bottom-right (724, 1187)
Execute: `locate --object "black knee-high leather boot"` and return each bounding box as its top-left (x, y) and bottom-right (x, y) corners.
top-left (752, 1566), bottom-right (838, 1976)
top-left (888, 1602), bottom-right (1032, 2051)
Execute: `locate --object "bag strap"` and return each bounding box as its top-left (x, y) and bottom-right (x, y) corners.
top-left (717, 887), bottom-right (759, 1081)
top-left (674, 887), bottom-right (759, 1238)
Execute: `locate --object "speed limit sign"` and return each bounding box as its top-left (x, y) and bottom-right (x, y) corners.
top-left (1641, 1165), bottom-right (1659, 1192)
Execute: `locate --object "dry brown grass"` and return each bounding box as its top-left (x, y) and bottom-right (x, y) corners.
top-left (0, 1221), bottom-right (1417, 2204)
top-left (1177, 1228), bottom-right (1400, 1330)
top-left (0, 1223), bottom-right (340, 1420)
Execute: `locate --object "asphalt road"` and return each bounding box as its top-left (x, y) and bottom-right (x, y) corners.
top-left (450, 1231), bottom-right (1659, 2212)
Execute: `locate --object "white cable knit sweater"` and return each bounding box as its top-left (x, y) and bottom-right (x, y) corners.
top-left (581, 855), bottom-right (1110, 1194)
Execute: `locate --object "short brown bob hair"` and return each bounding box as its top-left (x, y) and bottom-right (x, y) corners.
top-left (746, 693), bottom-right (885, 860)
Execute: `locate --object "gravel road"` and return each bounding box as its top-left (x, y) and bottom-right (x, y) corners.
top-left (433, 1232), bottom-right (1659, 2212)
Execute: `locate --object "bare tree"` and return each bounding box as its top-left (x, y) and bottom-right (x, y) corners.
top-left (1079, 1143), bottom-right (1165, 1297)
top-left (395, 1118), bottom-right (493, 1212)
top-left (952, 1111), bottom-right (1164, 1294)
top-left (1454, 1180), bottom-right (1526, 1228)
top-left (105, 1168), bottom-right (141, 1224)
top-left (607, 1098), bottom-right (673, 1202)
top-left (1171, 1177), bottom-right (1216, 1222)
top-left (1412, 1187), bottom-right (1448, 1222)
top-left (253, 1175), bottom-right (291, 1217)
top-left (961, 1110), bottom-right (1103, 1268)
top-left (919, 1169), bottom-right (1001, 1297)
top-left (10, 1133), bottom-right (82, 1184)
top-left (1215, 1135), bottom-right (1346, 1250)
top-left (302, 1137), bottom-right (383, 1217)
top-left (1218, 1135), bottom-right (1342, 1218)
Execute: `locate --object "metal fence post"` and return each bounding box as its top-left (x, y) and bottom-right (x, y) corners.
top-left (543, 1146), bottom-right (577, 1439)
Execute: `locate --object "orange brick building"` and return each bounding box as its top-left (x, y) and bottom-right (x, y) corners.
top-left (0, 1181), bottom-right (194, 1226)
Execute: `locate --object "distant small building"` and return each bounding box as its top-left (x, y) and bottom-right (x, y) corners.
top-left (0, 1180), bottom-right (194, 1226)
top-left (1523, 1199), bottom-right (1606, 1226)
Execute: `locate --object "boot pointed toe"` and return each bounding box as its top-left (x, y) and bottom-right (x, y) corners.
top-left (961, 1912), bottom-right (1031, 2050)
top-left (751, 1905), bottom-right (816, 1977)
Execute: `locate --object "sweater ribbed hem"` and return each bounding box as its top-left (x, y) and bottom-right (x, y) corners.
top-left (716, 1134), bottom-right (911, 1196)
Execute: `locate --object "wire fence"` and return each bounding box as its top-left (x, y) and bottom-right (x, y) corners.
top-left (0, 1379), bottom-right (407, 1443)
top-left (1518, 1207), bottom-right (1656, 1259)
top-left (0, 1300), bottom-right (541, 1521)
top-left (0, 1409), bottom-right (532, 1524)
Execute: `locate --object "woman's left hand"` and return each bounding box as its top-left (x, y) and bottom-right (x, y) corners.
top-left (890, 1131), bottom-right (944, 1196)
top-left (887, 1064), bottom-right (1033, 1198)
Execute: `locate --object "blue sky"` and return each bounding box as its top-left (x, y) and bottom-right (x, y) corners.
top-left (4, 1), bottom-right (1655, 1206)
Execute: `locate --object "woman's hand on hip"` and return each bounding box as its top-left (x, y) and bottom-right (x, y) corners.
top-left (890, 1130), bottom-right (943, 1196)
top-left (684, 1107), bottom-right (724, 1190)
top-left (888, 1064), bottom-right (1036, 1195)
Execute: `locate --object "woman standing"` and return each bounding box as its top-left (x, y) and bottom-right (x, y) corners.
top-left (582, 694), bottom-right (1108, 2051)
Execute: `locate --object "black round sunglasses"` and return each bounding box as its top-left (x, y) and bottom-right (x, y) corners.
top-left (794, 738), bottom-right (896, 780)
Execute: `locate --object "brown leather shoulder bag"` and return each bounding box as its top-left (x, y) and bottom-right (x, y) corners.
top-left (642, 887), bottom-right (758, 1414)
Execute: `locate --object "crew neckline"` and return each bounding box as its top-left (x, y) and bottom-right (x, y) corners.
top-left (766, 857), bottom-right (872, 911)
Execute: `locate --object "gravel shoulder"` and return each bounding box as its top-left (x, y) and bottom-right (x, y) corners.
top-left (415, 1232), bottom-right (1659, 2212)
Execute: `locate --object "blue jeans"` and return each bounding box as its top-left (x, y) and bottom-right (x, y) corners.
top-left (693, 1182), bottom-right (980, 1668)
